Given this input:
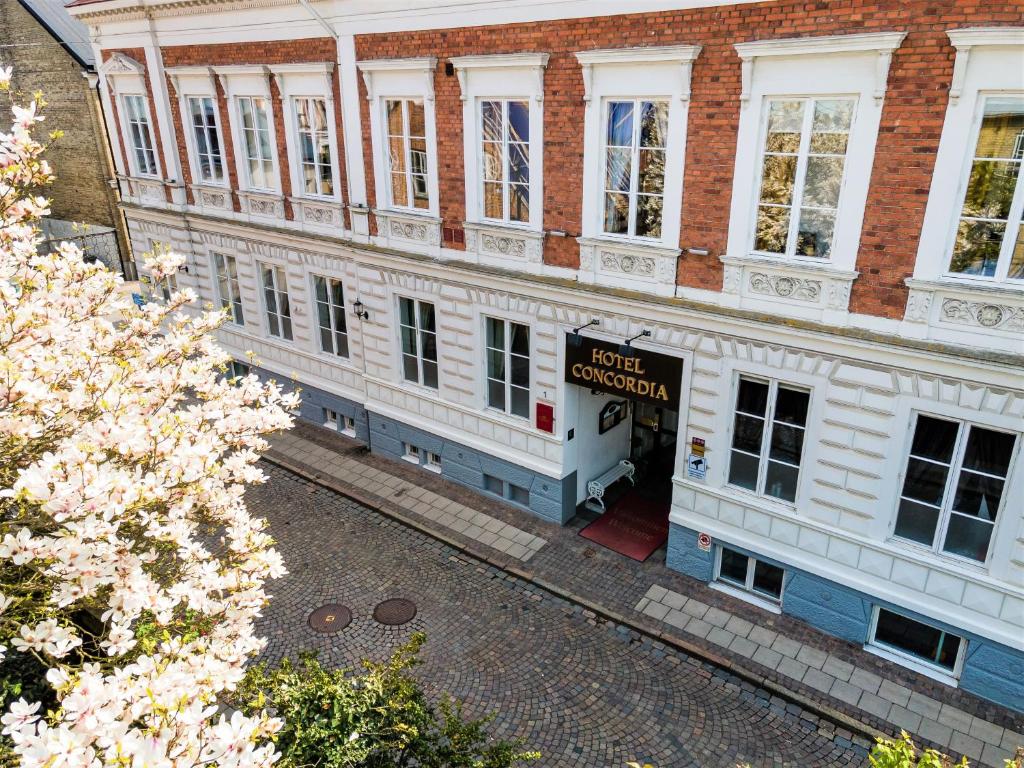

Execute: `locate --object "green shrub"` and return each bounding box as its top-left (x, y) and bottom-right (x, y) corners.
top-left (869, 731), bottom-right (1024, 768)
top-left (236, 633), bottom-right (540, 767)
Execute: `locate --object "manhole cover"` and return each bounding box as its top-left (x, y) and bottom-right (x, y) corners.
top-left (308, 604), bottom-right (352, 633)
top-left (373, 598), bottom-right (417, 626)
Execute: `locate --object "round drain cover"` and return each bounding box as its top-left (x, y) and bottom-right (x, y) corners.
top-left (373, 598), bottom-right (417, 626)
top-left (308, 604), bottom-right (352, 633)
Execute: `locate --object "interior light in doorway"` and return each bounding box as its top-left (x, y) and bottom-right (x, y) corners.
top-left (568, 318), bottom-right (600, 347)
top-left (619, 329), bottom-right (651, 357)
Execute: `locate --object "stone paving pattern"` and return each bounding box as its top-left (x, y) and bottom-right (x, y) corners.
top-left (250, 464), bottom-right (869, 767)
top-left (267, 422), bottom-right (1024, 767)
top-left (638, 585), bottom-right (1023, 767)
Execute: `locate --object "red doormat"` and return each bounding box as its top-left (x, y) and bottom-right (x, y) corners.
top-left (579, 490), bottom-right (670, 562)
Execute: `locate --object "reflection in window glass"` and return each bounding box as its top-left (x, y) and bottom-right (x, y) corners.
top-left (754, 98), bottom-right (855, 259)
top-left (386, 99), bottom-right (429, 210)
top-left (260, 263), bottom-right (292, 341)
top-left (948, 97), bottom-right (1024, 281)
top-left (480, 99), bottom-right (530, 223)
top-left (872, 609), bottom-right (963, 673)
top-left (295, 97), bottom-right (334, 197)
top-left (123, 95), bottom-right (158, 176)
top-left (399, 297), bottom-right (437, 389)
top-left (188, 97), bottom-right (224, 183)
top-left (239, 96), bottom-right (274, 190)
top-left (486, 317), bottom-right (530, 418)
top-left (716, 546), bottom-right (784, 602)
top-left (313, 275), bottom-right (348, 357)
top-left (602, 99), bottom-right (669, 238)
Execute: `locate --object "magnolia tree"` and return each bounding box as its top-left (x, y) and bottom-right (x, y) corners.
top-left (0, 69), bottom-right (299, 765)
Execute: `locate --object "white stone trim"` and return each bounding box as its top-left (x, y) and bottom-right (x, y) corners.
top-left (463, 221), bottom-right (545, 273)
top-left (577, 237), bottom-right (680, 297)
top-left (947, 28), bottom-right (1024, 103)
top-left (289, 197), bottom-right (345, 235)
top-left (375, 209), bottom-right (442, 256)
top-left (237, 190), bottom-right (286, 221)
top-left (720, 254), bottom-right (859, 323)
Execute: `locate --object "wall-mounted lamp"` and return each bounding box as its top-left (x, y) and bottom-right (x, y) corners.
top-left (619, 329), bottom-right (651, 357)
top-left (567, 318), bottom-right (599, 347)
top-left (352, 298), bottom-right (369, 320)
top-left (687, 247), bottom-right (710, 257)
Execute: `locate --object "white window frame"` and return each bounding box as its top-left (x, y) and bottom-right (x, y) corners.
top-left (323, 408), bottom-right (341, 430)
top-left (397, 296), bottom-right (438, 390)
top-left (121, 93), bottom-right (160, 178)
top-left (212, 252), bottom-right (244, 326)
top-left (891, 412), bottom-right (1018, 568)
top-left (166, 68), bottom-right (228, 191)
top-left (270, 63), bottom-right (342, 203)
top-left (236, 95), bottom-right (277, 191)
top-left (484, 317), bottom-right (531, 420)
top-left (710, 546), bottom-right (784, 614)
top-left (425, 451), bottom-right (442, 473)
top-left (185, 95), bottom-right (227, 185)
top-left (357, 58), bottom-right (440, 217)
top-left (748, 95), bottom-right (858, 260)
top-left (402, 443), bottom-right (421, 464)
top-left (259, 262), bottom-right (293, 341)
top-left (311, 274), bottom-right (349, 359)
top-left (451, 54), bottom-right (548, 232)
top-left (227, 360), bottom-right (250, 380)
top-left (215, 66), bottom-right (283, 196)
top-left (866, 606), bottom-right (967, 685)
top-left (912, 29), bottom-right (1024, 286)
top-left (725, 375), bottom-right (810, 505)
top-left (725, 33), bottom-right (906, 273)
top-left (576, 46), bottom-right (698, 250)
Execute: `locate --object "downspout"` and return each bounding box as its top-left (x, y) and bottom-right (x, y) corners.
top-left (297, 0), bottom-right (336, 41)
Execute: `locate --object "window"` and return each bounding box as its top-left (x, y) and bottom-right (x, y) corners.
top-left (947, 96), bottom-right (1024, 281)
top-left (260, 264), bottom-right (293, 341)
top-left (894, 414), bottom-right (1016, 563)
top-left (485, 318), bottom-right (529, 418)
top-left (715, 546), bottom-right (785, 603)
top-left (227, 360), bottom-right (250, 380)
top-left (480, 100), bottom-right (530, 223)
top-left (188, 96), bottom-right (224, 183)
top-left (154, 273), bottom-right (177, 302)
top-left (213, 253), bottom-right (244, 325)
top-left (294, 97), bottom-right (334, 197)
top-left (603, 100), bottom-right (669, 239)
top-left (313, 275), bottom-right (348, 358)
top-left (385, 99), bottom-right (429, 210)
top-left (425, 451), bottom-right (442, 472)
top-left (402, 443), bottom-right (421, 463)
top-left (238, 96), bottom-right (275, 190)
top-left (123, 95), bottom-right (158, 177)
top-left (727, 377), bottom-right (810, 503)
top-left (870, 608), bottom-right (964, 676)
top-left (324, 408), bottom-right (341, 429)
top-left (398, 297), bottom-right (437, 389)
top-left (753, 98), bottom-right (855, 260)
top-left (482, 474), bottom-right (530, 507)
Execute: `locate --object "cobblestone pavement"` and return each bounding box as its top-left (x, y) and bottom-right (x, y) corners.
top-left (250, 464), bottom-right (869, 767)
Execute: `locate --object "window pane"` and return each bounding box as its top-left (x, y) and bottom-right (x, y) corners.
top-left (509, 484), bottom-right (530, 506)
top-left (509, 143), bottom-right (529, 184)
top-left (481, 101), bottom-right (502, 142)
top-left (728, 450), bottom-right (760, 491)
top-left (893, 498), bottom-right (940, 546)
top-left (509, 183), bottom-right (529, 223)
top-left (606, 101), bottom-right (634, 146)
top-left (752, 560), bottom-right (784, 599)
top-left (975, 97), bottom-right (1024, 159)
top-left (319, 326), bottom-right (333, 354)
top-left (605, 148), bottom-right (632, 192)
top-left (639, 101), bottom-right (669, 148)
top-left (418, 302), bottom-right (435, 332)
top-left (719, 548), bottom-right (748, 585)
top-left (769, 424), bottom-right (803, 465)
top-left (949, 219), bottom-right (1006, 277)
top-left (802, 156), bottom-right (844, 209)
top-left (408, 100), bottom-right (425, 138)
top-left (391, 172), bottom-right (408, 208)
top-left (604, 193), bottom-right (629, 234)
top-left (638, 149), bottom-right (665, 194)
top-left (758, 156), bottom-right (797, 205)
top-left (809, 99), bottom-right (854, 154)
top-left (901, 457), bottom-right (950, 506)
top-left (794, 209), bottom-right (836, 259)
top-left (484, 182), bottom-right (503, 219)
top-left (487, 348), bottom-right (506, 380)
top-left (874, 610), bottom-right (956, 670)
top-left (386, 100), bottom-right (403, 136)
top-left (510, 323), bottom-right (529, 356)
top-left (736, 378), bottom-right (769, 416)
top-left (911, 416), bottom-right (959, 463)
top-left (388, 134), bottom-right (406, 172)
top-left (399, 297), bottom-right (415, 327)
top-left (732, 413), bottom-right (764, 454)
top-left (507, 101), bottom-right (529, 143)
top-left (486, 317), bottom-right (504, 350)
top-left (484, 474), bottom-right (503, 494)
top-left (754, 206), bottom-right (790, 254)
top-left (951, 471), bottom-right (1004, 520)
top-left (482, 141), bottom-right (502, 181)
top-left (1009, 223), bottom-right (1024, 279)
top-left (635, 195), bottom-right (663, 239)
top-left (942, 514), bottom-right (994, 562)
top-left (420, 332), bottom-right (437, 362)
top-left (510, 387), bottom-right (529, 418)
top-left (487, 379), bottom-right (505, 410)
top-left (402, 354), bottom-right (418, 382)
top-left (764, 461), bottom-right (799, 502)
top-left (961, 426), bottom-right (1015, 477)
top-left (773, 387), bottom-right (809, 426)
top-left (400, 325), bottom-right (417, 356)
top-left (422, 360), bottom-right (438, 389)
top-left (510, 354), bottom-right (529, 388)
top-left (764, 101), bottom-right (804, 153)
top-left (960, 160), bottom-right (1017, 220)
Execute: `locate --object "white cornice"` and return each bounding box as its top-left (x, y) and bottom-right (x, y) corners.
top-left (448, 52), bottom-right (550, 71)
top-left (733, 31), bottom-right (907, 59)
top-left (574, 44), bottom-right (701, 66)
top-left (356, 57), bottom-right (437, 73)
top-left (946, 28), bottom-right (1024, 104)
top-left (734, 31), bottom-right (907, 104)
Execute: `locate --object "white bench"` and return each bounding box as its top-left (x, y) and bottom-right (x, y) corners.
top-left (586, 459), bottom-right (636, 511)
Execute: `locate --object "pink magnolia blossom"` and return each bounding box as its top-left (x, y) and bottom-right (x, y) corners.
top-left (1, 77), bottom-right (298, 765)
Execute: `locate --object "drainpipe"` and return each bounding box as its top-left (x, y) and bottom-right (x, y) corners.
top-left (297, 0), bottom-right (336, 41)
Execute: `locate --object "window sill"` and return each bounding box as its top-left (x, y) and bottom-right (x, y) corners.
top-left (290, 196), bottom-right (344, 230)
top-left (720, 253), bottom-right (859, 319)
top-left (722, 482), bottom-right (798, 515)
top-left (902, 277), bottom-right (1024, 342)
top-left (340, 428), bottom-right (357, 439)
top-left (424, 464), bottom-right (442, 474)
top-left (401, 454), bottom-right (421, 465)
top-left (238, 190), bottom-right (285, 220)
top-left (463, 221), bottom-right (544, 268)
top-left (577, 236), bottom-right (681, 298)
top-left (708, 581), bottom-right (782, 614)
top-left (864, 643), bottom-right (960, 688)
top-left (190, 184), bottom-right (233, 214)
top-left (885, 535), bottom-right (989, 575)
top-left (374, 208), bottom-right (442, 251)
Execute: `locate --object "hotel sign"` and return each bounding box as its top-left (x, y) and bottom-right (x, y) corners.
top-left (565, 334), bottom-right (683, 407)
